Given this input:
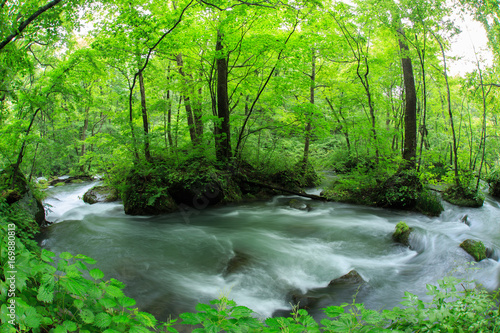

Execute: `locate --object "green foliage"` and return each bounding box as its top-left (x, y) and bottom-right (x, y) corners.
top-left (415, 189), bottom-right (444, 217)
top-left (442, 184), bottom-right (484, 207)
top-left (485, 167), bottom-right (500, 197)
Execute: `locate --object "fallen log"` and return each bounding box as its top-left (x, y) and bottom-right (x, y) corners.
top-left (242, 179), bottom-right (328, 201)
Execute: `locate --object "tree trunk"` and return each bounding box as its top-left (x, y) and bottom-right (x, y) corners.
top-left (139, 70), bottom-right (152, 162)
top-left (11, 107), bottom-right (40, 189)
top-left (176, 53), bottom-right (198, 146)
top-left (215, 31), bottom-right (232, 163)
top-left (303, 48), bottom-right (315, 167)
top-left (398, 27), bottom-right (417, 168)
top-left (433, 33), bottom-right (459, 186)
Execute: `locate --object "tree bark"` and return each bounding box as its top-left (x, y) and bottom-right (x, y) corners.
top-left (215, 31), bottom-right (232, 163)
top-left (398, 27), bottom-right (417, 168)
top-left (176, 53), bottom-right (199, 146)
top-left (302, 48), bottom-right (315, 167)
top-left (138, 70), bottom-right (152, 162)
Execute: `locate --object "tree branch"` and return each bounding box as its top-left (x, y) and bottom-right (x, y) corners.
top-left (0, 0), bottom-right (64, 51)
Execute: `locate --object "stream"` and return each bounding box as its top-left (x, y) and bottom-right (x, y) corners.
top-left (38, 181), bottom-right (500, 321)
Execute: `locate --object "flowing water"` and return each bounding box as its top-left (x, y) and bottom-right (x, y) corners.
top-left (38, 181), bottom-right (500, 321)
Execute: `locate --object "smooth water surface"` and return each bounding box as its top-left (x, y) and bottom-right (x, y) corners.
top-left (39, 181), bottom-right (500, 320)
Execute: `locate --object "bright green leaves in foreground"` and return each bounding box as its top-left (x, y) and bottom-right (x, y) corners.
top-left (1, 219), bottom-right (500, 332)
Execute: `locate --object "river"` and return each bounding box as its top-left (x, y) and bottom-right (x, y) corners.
top-left (38, 181), bottom-right (500, 321)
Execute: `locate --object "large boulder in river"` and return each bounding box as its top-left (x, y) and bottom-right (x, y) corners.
top-left (83, 186), bottom-right (119, 204)
top-left (460, 239), bottom-right (487, 261)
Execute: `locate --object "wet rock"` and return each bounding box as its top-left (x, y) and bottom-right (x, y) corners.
top-left (329, 270), bottom-right (365, 286)
top-left (83, 186), bottom-right (119, 204)
top-left (460, 239), bottom-right (487, 261)
top-left (290, 293), bottom-right (319, 310)
top-left (461, 214), bottom-right (470, 226)
top-left (392, 221), bottom-right (412, 247)
top-left (288, 199), bottom-right (311, 211)
top-left (223, 251), bottom-right (251, 276)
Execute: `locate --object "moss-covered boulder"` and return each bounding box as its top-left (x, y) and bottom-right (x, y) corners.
top-left (443, 185), bottom-right (484, 208)
top-left (83, 186), bottom-right (119, 204)
top-left (460, 239), bottom-right (487, 261)
top-left (392, 221), bottom-right (412, 247)
top-left (0, 165), bottom-right (45, 228)
top-left (123, 172), bottom-right (177, 215)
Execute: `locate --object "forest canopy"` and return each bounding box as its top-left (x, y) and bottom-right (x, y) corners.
top-left (1, 0), bottom-right (500, 203)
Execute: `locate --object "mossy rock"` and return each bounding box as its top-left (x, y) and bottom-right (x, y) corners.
top-left (460, 239), bottom-right (487, 261)
top-left (54, 182), bottom-right (65, 187)
top-left (443, 185), bottom-right (484, 208)
top-left (0, 165), bottom-right (45, 229)
top-left (376, 170), bottom-right (422, 210)
top-left (71, 179), bottom-right (84, 184)
top-left (392, 221), bottom-right (412, 247)
top-left (83, 186), bottom-right (119, 204)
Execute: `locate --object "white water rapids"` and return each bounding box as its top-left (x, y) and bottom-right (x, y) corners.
top-left (39, 181), bottom-right (500, 321)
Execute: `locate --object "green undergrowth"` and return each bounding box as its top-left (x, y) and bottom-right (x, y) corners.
top-left (322, 167), bottom-right (444, 216)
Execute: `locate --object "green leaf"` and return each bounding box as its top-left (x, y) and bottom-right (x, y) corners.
top-left (118, 296), bottom-right (136, 308)
top-left (89, 268), bottom-right (104, 280)
top-left (37, 284), bottom-right (54, 303)
top-left (80, 309), bottom-right (95, 324)
top-left (99, 297), bottom-right (117, 309)
top-left (95, 312), bottom-right (112, 328)
top-left (60, 252), bottom-right (74, 260)
top-left (105, 285), bottom-right (124, 298)
top-left (137, 311), bottom-right (157, 327)
top-left (41, 249), bottom-right (55, 262)
top-left (130, 325), bottom-right (151, 333)
top-left (230, 306), bottom-right (254, 318)
top-left (63, 320), bottom-right (78, 331)
top-left (73, 299), bottom-right (84, 309)
top-left (324, 305), bottom-right (345, 318)
top-left (75, 254), bottom-right (97, 264)
top-left (112, 314), bottom-right (132, 324)
top-left (53, 326), bottom-right (68, 333)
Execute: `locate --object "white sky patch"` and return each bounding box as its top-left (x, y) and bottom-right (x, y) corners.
top-left (448, 11), bottom-right (494, 76)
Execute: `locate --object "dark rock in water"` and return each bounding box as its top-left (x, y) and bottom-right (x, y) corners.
top-left (83, 186), bottom-right (119, 204)
top-left (223, 251), bottom-right (251, 276)
top-left (288, 199), bottom-right (311, 211)
top-left (461, 215), bottom-right (470, 226)
top-left (290, 293), bottom-right (319, 310)
top-left (460, 239), bottom-right (487, 261)
top-left (392, 222), bottom-right (412, 247)
top-left (329, 270), bottom-right (364, 286)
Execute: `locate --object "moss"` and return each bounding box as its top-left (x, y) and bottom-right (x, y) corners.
top-left (54, 182), bottom-right (65, 187)
top-left (83, 186), bottom-right (119, 204)
top-left (443, 185), bottom-right (484, 208)
top-left (71, 179), bottom-right (84, 184)
top-left (460, 239), bottom-right (486, 261)
top-left (392, 221), bottom-right (412, 247)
